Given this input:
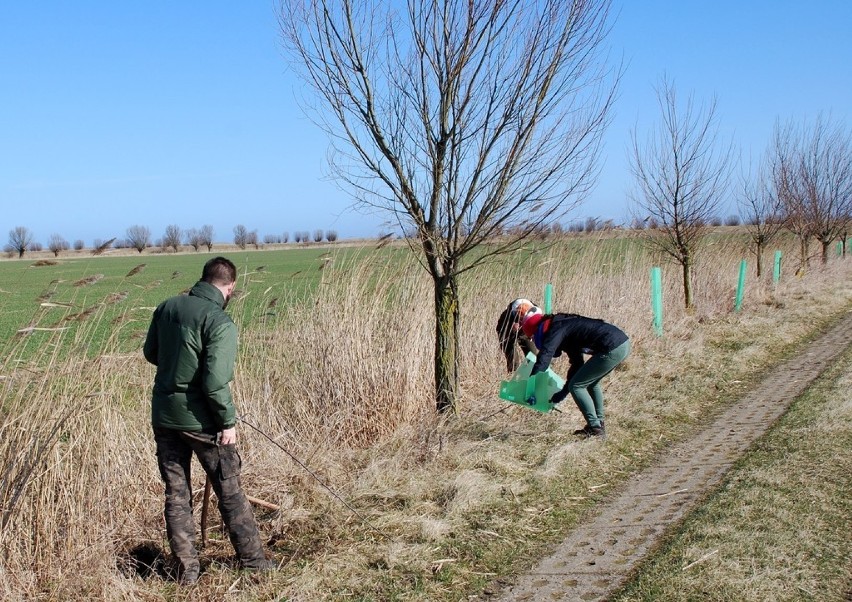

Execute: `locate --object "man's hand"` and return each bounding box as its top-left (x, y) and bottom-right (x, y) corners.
top-left (219, 427), bottom-right (237, 445)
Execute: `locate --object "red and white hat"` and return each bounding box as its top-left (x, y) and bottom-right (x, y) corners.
top-left (509, 298), bottom-right (542, 327)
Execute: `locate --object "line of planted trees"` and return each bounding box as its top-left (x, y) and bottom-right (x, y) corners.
top-left (629, 78), bottom-right (852, 310)
top-left (3, 224), bottom-right (342, 258)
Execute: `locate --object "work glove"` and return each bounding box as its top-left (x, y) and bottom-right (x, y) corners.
top-left (549, 387), bottom-right (569, 405)
top-left (525, 395), bottom-right (537, 406)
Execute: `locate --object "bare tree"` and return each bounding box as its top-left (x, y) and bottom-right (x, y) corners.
top-left (738, 158), bottom-right (785, 278)
top-left (281, 0), bottom-right (617, 412)
top-left (126, 225), bottom-right (151, 253)
top-left (629, 78), bottom-right (732, 310)
top-left (233, 225), bottom-right (249, 249)
top-left (326, 230), bottom-right (338, 242)
top-left (775, 115), bottom-right (852, 266)
top-left (282, 231), bottom-right (289, 243)
top-left (185, 228), bottom-right (201, 251)
top-left (8, 227), bottom-right (33, 258)
top-left (48, 234), bottom-right (70, 257)
top-left (73, 239), bottom-right (85, 251)
top-left (313, 229), bottom-right (324, 243)
top-left (200, 225), bottom-right (215, 251)
top-left (162, 225), bottom-right (182, 253)
top-left (771, 123), bottom-right (812, 270)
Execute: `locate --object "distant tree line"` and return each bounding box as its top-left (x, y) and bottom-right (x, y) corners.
top-left (4, 223), bottom-right (342, 258)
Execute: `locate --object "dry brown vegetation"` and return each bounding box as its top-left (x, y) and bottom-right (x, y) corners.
top-left (0, 235), bottom-right (850, 600)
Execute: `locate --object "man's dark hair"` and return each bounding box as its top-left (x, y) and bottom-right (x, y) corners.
top-left (202, 256), bottom-right (237, 285)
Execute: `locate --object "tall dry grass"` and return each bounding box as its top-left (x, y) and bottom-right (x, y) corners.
top-left (0, 234), bottom-right (849, 600)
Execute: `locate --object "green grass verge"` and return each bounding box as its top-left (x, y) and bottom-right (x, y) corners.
top-left (610, 347), bottom-right (852, 602)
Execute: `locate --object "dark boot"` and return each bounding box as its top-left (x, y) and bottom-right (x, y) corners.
top-left (240, 558), bottom-right (277, 571)
top-left (573, 424), bottom-right (606, 439)
top-left (178, 563), bottom-right (200, 585)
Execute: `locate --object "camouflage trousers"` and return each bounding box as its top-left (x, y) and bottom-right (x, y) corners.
top-left (153, 427), bottom-right (267, 575)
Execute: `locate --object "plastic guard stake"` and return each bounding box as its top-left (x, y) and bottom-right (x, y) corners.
top-left (773, 250), bottom-right (782, 285)
top-left (498, 353), bottom-right (566, 413)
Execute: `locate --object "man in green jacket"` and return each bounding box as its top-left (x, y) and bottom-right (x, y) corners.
top-left (144, 256), bottom-right (270, 584)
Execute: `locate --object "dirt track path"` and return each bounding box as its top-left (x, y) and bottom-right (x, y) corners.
top-left (487, 309), bottom-right (852, 602)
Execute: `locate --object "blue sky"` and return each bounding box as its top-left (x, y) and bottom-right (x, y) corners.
top-left (1, 2), bottom-right (850, 246)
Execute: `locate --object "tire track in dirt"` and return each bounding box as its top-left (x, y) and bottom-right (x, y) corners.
top-left (486, 309), bottom-right (852, 602)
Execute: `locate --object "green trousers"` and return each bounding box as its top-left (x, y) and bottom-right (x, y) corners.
top-left (567, 340), bottom-right (630, 428)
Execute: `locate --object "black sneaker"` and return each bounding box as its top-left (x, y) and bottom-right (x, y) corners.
top-left (573, 425), bottom-right (605, 439)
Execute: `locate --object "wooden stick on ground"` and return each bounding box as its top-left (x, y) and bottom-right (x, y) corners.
top-left (246, 494), bottom-right (280, 512)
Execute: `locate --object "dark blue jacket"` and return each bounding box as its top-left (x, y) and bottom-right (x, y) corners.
top-left (530, 314), bottom-right (628, 379)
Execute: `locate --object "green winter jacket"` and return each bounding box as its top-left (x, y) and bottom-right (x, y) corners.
top-left (143, 280), bottom-right (238, 431)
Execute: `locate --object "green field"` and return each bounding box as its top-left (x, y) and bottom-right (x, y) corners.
top-left (0, 246), bottom-right (412, 360)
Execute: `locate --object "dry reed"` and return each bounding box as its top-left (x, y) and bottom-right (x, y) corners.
top-left (0, 235), bottom-right (849, 600)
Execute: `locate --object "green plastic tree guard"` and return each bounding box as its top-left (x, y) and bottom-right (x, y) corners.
top-left (734, 259), bottom-right (747, 312)
top-left (498, 353), bottom-right (566, 413)
top-left (650, 267), bottom-right (663, 336)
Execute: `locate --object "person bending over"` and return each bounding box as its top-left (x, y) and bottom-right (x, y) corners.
top-left (500, 298), bottom-right (630, 439)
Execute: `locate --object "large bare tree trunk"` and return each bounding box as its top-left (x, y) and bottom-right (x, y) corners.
top-left (433, 275), bottom-right (460, 414)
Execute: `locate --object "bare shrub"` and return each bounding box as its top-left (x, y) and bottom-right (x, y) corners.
top-left (126, 225), bottom-right (151, 253)
top-left (184, 228), bottom-right (202, 251)
top-left (234, 225), bottom-right (249, 249)
top-left (8, 226), bottom-right (33, 258)
top-left (48, 234), bottom-right (70, 257)
top-left (162, 225), bottom-right (181, 253)
top-left (200, 225), bottom-right (214, 251)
